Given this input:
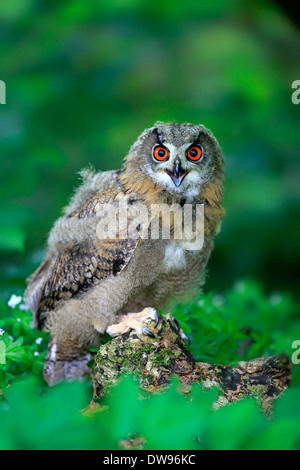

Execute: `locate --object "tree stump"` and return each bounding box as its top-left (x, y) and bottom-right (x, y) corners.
top-left (92, 313), bottom-right (291, 414)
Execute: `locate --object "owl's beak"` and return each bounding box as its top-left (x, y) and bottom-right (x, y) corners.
top-left (165, 159), bottom-right (189, 187)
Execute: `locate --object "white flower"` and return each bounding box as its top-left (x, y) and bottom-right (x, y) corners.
top-left (8, 294), bottom-right (22, 309)
top-left (19, 304), bottom-right (30, 311)
top-left (35, 337), bottom-right (43, 345)
top-left (34, 351), bottom-right (39, 356)
top-left (0, 328), bottom-right (5, 336)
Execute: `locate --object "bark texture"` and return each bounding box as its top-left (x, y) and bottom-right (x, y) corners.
top-left (92, 313), bottom-right (291, 413)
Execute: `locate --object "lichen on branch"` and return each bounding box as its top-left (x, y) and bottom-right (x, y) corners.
top-left (92, 313), bottom-right (291, 413)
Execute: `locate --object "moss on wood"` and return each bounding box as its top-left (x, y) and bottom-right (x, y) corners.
top-left (92, 313), bottom-right (291, 413)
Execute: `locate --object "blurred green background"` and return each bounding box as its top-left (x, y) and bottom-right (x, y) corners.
top-left (0, 0), bottom-right (299, 301)
top-left (0, 0), bottom-right (300, 451)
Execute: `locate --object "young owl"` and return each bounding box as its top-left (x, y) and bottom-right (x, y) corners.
top-left (25, 121), bottom-right (225, 385)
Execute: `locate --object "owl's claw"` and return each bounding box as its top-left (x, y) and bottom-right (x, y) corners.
top-left (142, 326), bottom-right (155, 337)
top-left (154, 310), bottom-right (159, 328)
top-left (172, 316), bottom-right (190, 345)
top-left (106, 307), bottom-right (158, 338)
top-left (172, 317), bottom-right (180, 331)
top-left (180, 331), bottom-right (191, 346)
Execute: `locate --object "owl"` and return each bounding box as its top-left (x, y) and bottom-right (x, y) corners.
top-left (25, 122), bottom-right (225, 385)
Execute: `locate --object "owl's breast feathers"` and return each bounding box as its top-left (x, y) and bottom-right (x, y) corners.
top-left (25, 168), bottom-right (224, 328)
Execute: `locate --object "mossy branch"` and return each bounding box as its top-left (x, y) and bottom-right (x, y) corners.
top-left (92, 313), bottom-right (291, 413)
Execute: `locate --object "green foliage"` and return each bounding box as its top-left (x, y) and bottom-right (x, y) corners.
top-left (0, 297), bottom-right (48, 391)
top-left (1, 373), bottom-right (300, 450)
top-left (0, 280), bottom-right (299, 450)
top-left (173, 280), bottom-right (300, 378)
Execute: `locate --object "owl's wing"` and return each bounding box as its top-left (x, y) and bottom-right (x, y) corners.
top-left (25, 185), bottom-right (144, 328)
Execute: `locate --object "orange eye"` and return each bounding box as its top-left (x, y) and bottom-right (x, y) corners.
top-left (187, 145), bottom-right (202, 161)
top-left (153, 146), bottom-right (168, 161)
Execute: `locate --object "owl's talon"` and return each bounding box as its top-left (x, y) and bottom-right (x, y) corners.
top-left (171, 316), bottom-right (190, 345)
top-left (142, 326), bottom-right (155, 337)
top-left (172, 317), bottom-right (180, 331)
top-left (172, 317), bottom-right (191, 346)
top-left (180, 331), bottom-right (191, 346)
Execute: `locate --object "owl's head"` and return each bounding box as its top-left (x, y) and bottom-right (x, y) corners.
top-left (126, 122), bottom-right (224, 199)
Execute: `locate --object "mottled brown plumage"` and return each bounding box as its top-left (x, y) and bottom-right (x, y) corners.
top-left (25, 121), bottom-right (225, 385)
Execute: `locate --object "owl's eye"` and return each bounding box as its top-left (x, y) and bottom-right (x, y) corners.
top-left (153, 145), bottom-right (169, 161)
top-left (187, 145), bottom-right (202, 161)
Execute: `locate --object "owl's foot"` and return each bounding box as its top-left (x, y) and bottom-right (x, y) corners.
top-left (106, 307), bottom-right (159, 338)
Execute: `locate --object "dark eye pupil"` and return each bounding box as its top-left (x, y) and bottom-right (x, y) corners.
top-left (158, 149), bottom-right (165, 157)
top-left (190, 149), bottom-right (198, 157)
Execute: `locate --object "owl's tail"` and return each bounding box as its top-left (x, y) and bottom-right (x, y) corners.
top-left (43, 335), bottom-right (92, 386)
